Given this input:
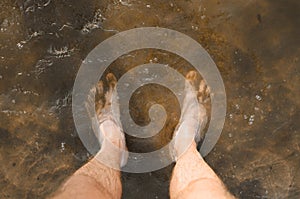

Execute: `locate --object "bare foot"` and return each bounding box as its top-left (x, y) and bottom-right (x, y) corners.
top-left (85, 73), bottom-right (128, 168)
top-left (171, 71), bottom-right (209, 160)
top-left (169, 71), bottom-right (234, 199)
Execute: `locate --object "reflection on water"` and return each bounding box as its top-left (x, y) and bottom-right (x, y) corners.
top-left (0, 0), bottom-right (299, 198)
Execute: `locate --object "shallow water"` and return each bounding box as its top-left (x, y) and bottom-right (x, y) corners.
top-left (0, 0), bottom-right (299, 198)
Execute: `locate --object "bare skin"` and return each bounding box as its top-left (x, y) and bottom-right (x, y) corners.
top-left (52, 74), bottom-right (125, 199)
top-left (51, 72), bottom-right (235, 199)
top-left (170, 71), bottom-right (234, 199)
top-left (170, 142), bottom-right (235, 199)
top-left (51, 157), bottom-right (121, 199)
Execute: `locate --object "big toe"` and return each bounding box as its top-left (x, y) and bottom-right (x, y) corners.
top-left (186, 70), bottom-right (200, 89)
top-left (106, 73), bottom-right (117, 90)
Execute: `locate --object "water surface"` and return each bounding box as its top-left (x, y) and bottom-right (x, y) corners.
top-left (0, 0), bottom-right (299, 198)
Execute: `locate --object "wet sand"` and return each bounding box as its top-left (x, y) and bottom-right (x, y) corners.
top-left (0, 0), bottom-right (299, 198)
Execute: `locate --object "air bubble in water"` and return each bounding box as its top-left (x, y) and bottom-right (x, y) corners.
top-left (60, 142), bottom-right (66, 152)
top-left (255, 95), bottom-right (262, 101)
top-left (248, 115), bottom-right (255, 125)
top-left (17, 43), bottom-right (23, 49)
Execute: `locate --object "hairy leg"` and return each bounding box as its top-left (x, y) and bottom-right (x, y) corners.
top-left (170, 142), bottom-right (234, 199)
top-left (169, 71), bottom-right (234, 199)
top-left (52, 153), bottom-right (122, 199)
top-left (51, 74), bottom-right (126, 199)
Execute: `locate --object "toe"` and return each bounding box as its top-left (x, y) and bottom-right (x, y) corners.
top-left (85, 85), bottom-right (97, 117)
top-left (199, 80), bottom-right (206, 93)
top-left (186, 70), bottom-right (198, 81)
top-left (106, 73), bottom-right (117, 90)
top-left (96, 81), bottom-right (104, 96)
top-left (105, 73), bottom-right (117, 105)
top-left (95, 81), bottom-right (104, 116)
top-left (198, 79), bottom-right (210, 104)
top-left (198, 80), bottom-right (206, 103)
top-left (186, 70), bottom-right (200, 89)
top-left (186, 70), bottom-right (198, 88)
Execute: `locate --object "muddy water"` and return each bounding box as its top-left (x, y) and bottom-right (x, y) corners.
top-left (0, 0), bottom-right (299, 198)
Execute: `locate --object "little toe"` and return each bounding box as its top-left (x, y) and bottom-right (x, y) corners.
top-left (85, 85), bottom-right (97, 118)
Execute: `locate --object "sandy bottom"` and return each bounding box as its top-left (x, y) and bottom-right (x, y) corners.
top-left (0, 0), bottom-right (299, 198)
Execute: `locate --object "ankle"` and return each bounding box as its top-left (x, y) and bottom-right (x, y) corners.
top-left (176, 142), bottom-right (203, 162)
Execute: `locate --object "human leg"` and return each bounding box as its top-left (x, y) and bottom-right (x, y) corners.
top-left (52, 74), bottom-right (126, 199)
top-left (169, 71), bottom-right (234, 199)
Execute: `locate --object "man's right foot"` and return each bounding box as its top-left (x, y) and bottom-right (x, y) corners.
top-left (171, 71), bottom-right (210, 160)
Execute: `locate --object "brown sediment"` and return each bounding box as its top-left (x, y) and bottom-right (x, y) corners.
top-left (0, 0), bottom-right (299, 198)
